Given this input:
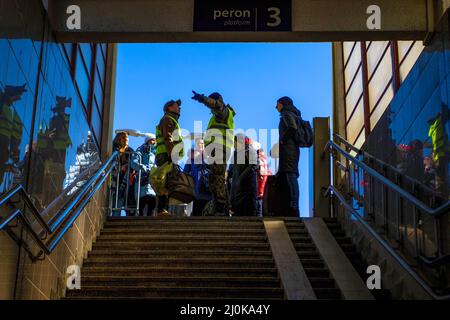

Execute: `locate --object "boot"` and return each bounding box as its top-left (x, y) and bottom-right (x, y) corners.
top-left (289, 207), bottom-right (300, 217)
top-left (215, 202), bottom-right (227, 216)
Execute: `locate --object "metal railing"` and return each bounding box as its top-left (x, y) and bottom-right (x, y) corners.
top-left (324, 134), bottom-right (450, 298)
top-left (0, 151), bottom-right (118, 261)
top-left (325, 186), bottom-right (450, 300)
top-left (109, 151), bottom-right (143, 216)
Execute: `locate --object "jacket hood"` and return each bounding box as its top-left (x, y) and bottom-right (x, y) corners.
top-left (228, 105), bottom-right (236, 117)
top-left (281, 104), bottom-right (301, 118)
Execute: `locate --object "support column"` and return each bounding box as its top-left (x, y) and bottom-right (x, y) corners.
top-left (310, 117), bottom-right (330, 218)
top-left (100, 44), bottom-right (118, 160)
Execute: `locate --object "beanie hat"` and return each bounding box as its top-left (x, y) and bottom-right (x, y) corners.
top-left (277, 96), bottom-right (293, 107)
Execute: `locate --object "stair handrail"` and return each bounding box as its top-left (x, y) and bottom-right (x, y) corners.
top-left (326, 137), bottom-right (450, 217)
top-left (325, 136), bottom-right (450, 287)
top-left (325, 185), bottom-right (450, 300)
top-left (332, 133), bottom-right (439, 196)
top-left (0, 151), bottom-right (118, 261)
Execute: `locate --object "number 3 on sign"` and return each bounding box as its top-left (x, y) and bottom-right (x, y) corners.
top-left (267, 7), bottom-right (281, 27)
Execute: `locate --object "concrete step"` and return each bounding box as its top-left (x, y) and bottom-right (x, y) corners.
top-left (333, 237), bottom-right (353, 244)
top-left (283, 229), bottom-right (308, 235)
top-left (313, 288), bottom-right (342, 300)
top-left (304, 268), bottom-right (330, 278)
top-left (95, 234), bottom-right (267, 242)
top-left (104, 221), bottom-right (265, 229)
top-left (65, 217), bottom-right (285, 300)
top-left (106, 217), bottom-right (264, 222)
top-left (80, 276), bottom-right (280, 288)
top-left (323, 219), bottom-right (392, 300)
top-left (92, 242), bottom-right (270, 251)
top-left (88, 250), bottom-right (273, 258)
top-left (296, 251), bottom-right (321, 259)
top-left (83, 257), bottom-right (275, 268)
top-left (66, 286), bottom-right (284, 299)
top-left (100, 228), bottom-right (266, 235)
top-left (80, 267), bottom-right (279, 278)
top-left (309, 278), bottom-right (337, 288)
top-left (287, 236), bottom-right (312, 243)
top-left (298, 259), bottom-right (325, 268)
top-left (293, 243), bottom-right (317, 251)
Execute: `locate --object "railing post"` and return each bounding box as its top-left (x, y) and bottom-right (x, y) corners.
top-left (382, 165), bottom-right (389, 235)
top-left (395, 173), bottom-right (403, 246)
top-left (136, 153), bottom-right (142, 216)
top-left (412, 184), bottom-right (420, 262)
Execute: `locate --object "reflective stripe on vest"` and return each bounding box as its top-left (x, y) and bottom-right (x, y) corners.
top-left (205, 107), bottom-right (235, 149)
top-left (0, 104), bottom-right (14, 138)
top-left (155, 114), bottom-right (184, 158)
top-left (429, 117), bottom-right (449, 162)
top-left (0, 104), bottom-right (23, 140)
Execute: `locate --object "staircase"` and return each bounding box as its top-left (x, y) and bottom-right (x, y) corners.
top-left (65, 217), bottom-right (284, 300)
top-left (284, 218), bottom-right (343, 300)
top-left (323, 217), bottom-right (392, 300)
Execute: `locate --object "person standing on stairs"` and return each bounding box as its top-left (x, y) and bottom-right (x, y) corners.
top-left (155, 99), bottom-right (184, 216)
top-left (191, 91), bottom-right (236, 216)
top-left (131, 133), bottom-right (157, 216)
top-left (276, 96), bottom-right (301, 217)
top-left (111, 131), bottom-right (135, 216)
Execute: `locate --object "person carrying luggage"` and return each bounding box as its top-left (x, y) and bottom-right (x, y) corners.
top-left (154, 99), bottom-right (184, 216)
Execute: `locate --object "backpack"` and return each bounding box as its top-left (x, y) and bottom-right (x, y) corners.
top-left (295, 114), bottom-right (313, 148)
top-left (286, 111), bottom-right (313, 148)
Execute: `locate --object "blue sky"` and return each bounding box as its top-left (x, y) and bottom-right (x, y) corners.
top-left (113, 43), bottom-right (332, 217)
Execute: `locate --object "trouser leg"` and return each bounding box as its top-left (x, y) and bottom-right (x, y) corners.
top-left (157, 195), bottom-right (169, 213)
top-left (285, 172), bottom-right (299, 215)
top-left (140, 195), bottom-right (156, 216)
top-left (193, 199), bottom-right (208, 216)
top-left (208, 163), bottom-right (227, 214)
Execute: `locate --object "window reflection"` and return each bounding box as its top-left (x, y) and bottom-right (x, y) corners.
top-left (0, 84), bottom-right (27, 193)
top-left (64, 130), bottom-right (99, 196)
top-left (32, 97), bottom-right (72, 207)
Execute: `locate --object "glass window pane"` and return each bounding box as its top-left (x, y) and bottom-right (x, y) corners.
top-left (343, 41), bottom-right (356, 65)
top-left (346, 99), bottom-right (365, 144)
top-left (79, 43), bottom-right (93, 75)
top-left (93, 94), bottom-right (103, 118)
top-left (75, 57), bottom-right (90, 109)
top-left (95, 59), bottom-right (105, 89)
top-left (63, 43), bottom-right (73, 64)
top-left (93, 77), bottom-right (104, 112)
top-left (344, 43), bottom-right (362, 93)
top-left (345, 68), bottom-right (363, 120)
top-left (100, 44), bottom-right (107, 63)
top-left (370, 85), bottom-right (394, 130)
top-left (368, 53), bottom-right (393, 111)
top-left (91, 107), bottom-right (102, 144)
top-left (353, 130), bottom-right (366, 149)
top-left (400, 42), bottom-right (425, 82)
top-left (398, 41), bottom-right (415, 62)
top-left (367, 41), bottom-right (390, 79)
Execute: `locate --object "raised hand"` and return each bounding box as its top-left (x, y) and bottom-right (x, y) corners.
top-left (191, 90), bottom-right (204, 103)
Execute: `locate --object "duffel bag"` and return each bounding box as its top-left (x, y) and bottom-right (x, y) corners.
top-left (167, 165), bottom-right (196, 203)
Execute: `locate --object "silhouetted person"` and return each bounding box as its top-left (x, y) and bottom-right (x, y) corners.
top-left (276, 96), bottom-right (301, 217)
